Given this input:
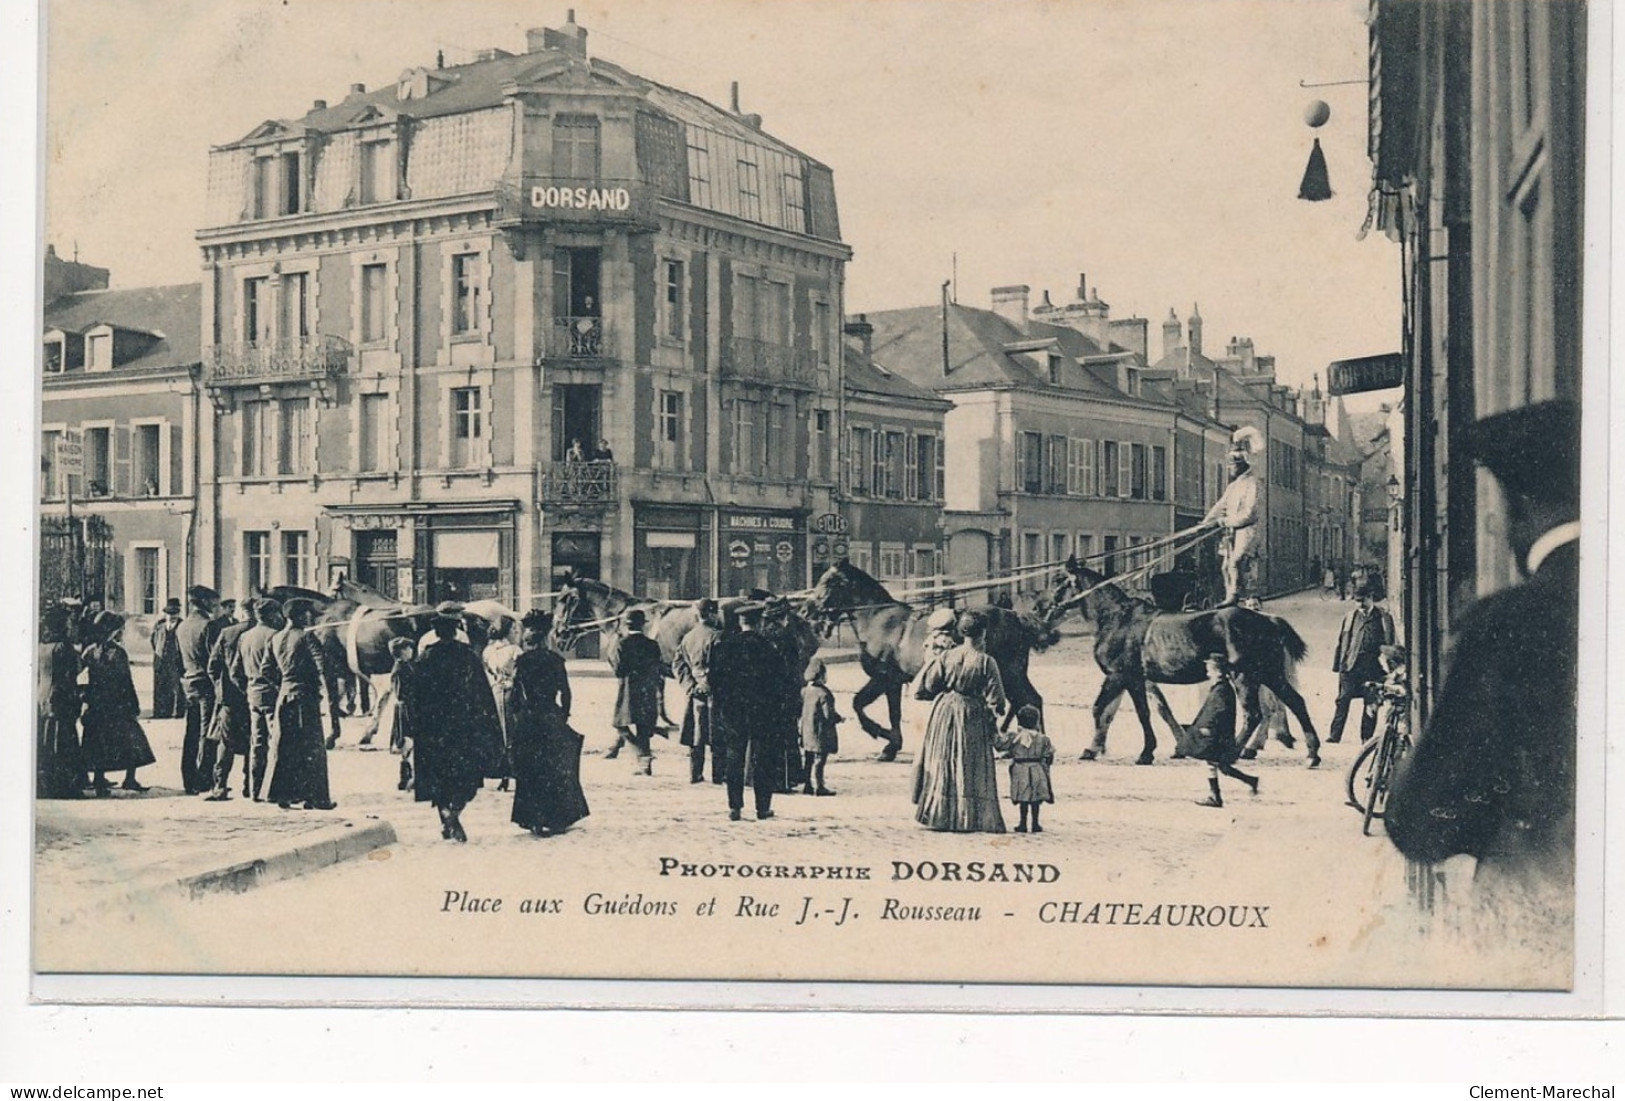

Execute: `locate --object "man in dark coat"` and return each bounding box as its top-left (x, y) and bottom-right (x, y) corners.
top-left (240, 598), bottom-right (283, 800)
top-left (606, 607), bottom-right (663, 776)
top-left (1326, 584), bottom-right (1396, 744)
top-left (149, 598), bottom-right (184, 719)
top-left (710, 603), bottom-right (791, 821)
top-left (204, 598), bottom-right (258, 800)
top-left (37, 604), bottom-right (83, 799)
top-left (175, 585), bottom-right (224, 795)
top-left (674, 598), bottom-right (723, 785)
top-left (266, 599), bottom-right (336, 811)
top-left (412, 603), bottom-right (504, 841)
top-left (1387, 400), bottom-right (1579, 913)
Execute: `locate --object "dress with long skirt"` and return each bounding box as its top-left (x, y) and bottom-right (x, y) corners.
top-left (37, 641), bottom-right (82, 798)
top-left (412, 637), bottom-right (504, 811)
top-left (505, 647), bottom-right (590, 834)
top-left (79, 641), bottom-right (157, 775)
top-left (911, 643), bottom-right (1007, 832)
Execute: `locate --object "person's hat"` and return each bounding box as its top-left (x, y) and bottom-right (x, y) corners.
top-left (282, 597), bottom-right (318, 622)
top-left (220, 597), bottom-right (237, 608)
top-left (255, 597), bottom-right (284, 617)
top-left (163, 598), bottom-right (181, 613)
top-left (804, 656), bottom-right (827, 684)
top-left (956, 609), bottom-right (987, 636)
top-left (92, 609), bottom-right (125, 640)
top-left (434, 600), bottom-right (465, 623)
top-left (622, 607), bottom-right (647, 629)
top-left (1230, 425), bottom-right (1264, 460)
top-left (695, 597), bottom-right (719, 619)
top-left (926, 608), bottom-right (958, 633)
top-left (188, 584), bottom-right (219, 605)
top-left (1467, 399), bottom-right (1580, 507)
top-left (520, 608), bottom-right (553, 634)
top-left (1016, 704), bottom-right (1042, 728)
top-left (735, 601), bottom-right (765, 625)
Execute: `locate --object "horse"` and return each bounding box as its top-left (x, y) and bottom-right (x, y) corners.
top-left (1045, 554), bottom-right (1319, 766)
top-left (805, 559), bottom-right (1059, 760)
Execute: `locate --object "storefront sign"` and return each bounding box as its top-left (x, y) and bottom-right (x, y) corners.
top-left (56, 430), bottom-right (83, 477)
top-left (530, 185), bottom-right (632, 212)
top-left (831, 540), bottom-right (849, 559)
top-left (1327, 353), bottom-right (1404, 396)
top-left (813, 512), bottom-right (849, 536)
top-left (725, 514), bottom-right (798, 532)
top-left (727, 539), bottom-right (752, 567)
top-left (775, 540), bottom-right (795, 564)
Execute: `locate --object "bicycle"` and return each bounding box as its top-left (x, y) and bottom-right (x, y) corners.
top-left (1344, 677), bottom-right (1411, 836)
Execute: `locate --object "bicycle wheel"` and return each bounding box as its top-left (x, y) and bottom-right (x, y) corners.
top-left (1362, 729), bottom-right (1404, 835)
top-left (1345, 738), bottom-right (1379, 815)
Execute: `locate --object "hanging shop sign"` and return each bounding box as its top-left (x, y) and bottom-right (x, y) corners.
top-left (812, 512), bottom-right (850, 536)
top-left (1327, 353), bottom-right (1404, 396)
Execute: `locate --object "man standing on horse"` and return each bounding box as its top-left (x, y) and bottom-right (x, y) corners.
top-left (1202, 427), bottom-right (1264, 608)
top-left (673, 598), bottom-right (723, 785)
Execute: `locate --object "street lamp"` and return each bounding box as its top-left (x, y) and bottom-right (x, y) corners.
top-left (1386, 474), bottom-right (1401, 503)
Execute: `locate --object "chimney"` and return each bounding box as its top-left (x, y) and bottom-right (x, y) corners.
top-left (990, 285), bottom-right (1030, 328)
top-left (731, 81), bottom-right (741, 113)
top-left (530, 11), bottom-right (587, 57)
top-left (1077, 273), bottom-right (1088, 301)
top-left (349, 83), bottom-right (366, 95)
top-left (1187, 303), bottom-right (1203, 358)
top-left (312, 99), bottom-right (327, 111)
top-left (1039, 289), bottom-right (1054, 311)
top-left (1162, 308), bottom-right (1182, 362)
top-left (1109, 317), bottom-right (1149, 362)
top-left (844, 315), bottom-right (874, 361)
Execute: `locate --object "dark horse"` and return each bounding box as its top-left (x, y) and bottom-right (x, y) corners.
top-left (1047, 555), bottom-right (1320, 766)
top-left (550, 574), bottom-right (823, 724)
top-left (806, 559), bottom-right (1059, 760)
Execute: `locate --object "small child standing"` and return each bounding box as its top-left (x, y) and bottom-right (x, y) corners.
top-left (1181, 653), bottom-right (1260, 807)
top-left (799, 658), bottom-right (844, 796)
top-left (382, 637), bottom-right (418, 792)
top-left (998, 704), bottom-right (1055, 833)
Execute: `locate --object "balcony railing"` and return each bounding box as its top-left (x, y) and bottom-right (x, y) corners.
top-left (721, 336), bottom-right (819, 387)
top-left (546, 316), bottom-right (618, 360)
top-left (540, 460), bottom-right (617, 507)
top-left (494, 177), bottom-right (658, 230)
top-left (205, 335), bottom-right (352, 386)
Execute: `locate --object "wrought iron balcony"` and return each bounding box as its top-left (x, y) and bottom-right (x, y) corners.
top-left (205, 335), bottom-right (353, 387)
top-left (721, 337), bottom-right (819, 387)
top-left (540, 460), bottom-right (617, 508)
top-left (546, 316), bottom-right (618, 360)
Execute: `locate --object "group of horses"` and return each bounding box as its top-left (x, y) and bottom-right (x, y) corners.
top-left (260, 553), bottom-right (1319, 768)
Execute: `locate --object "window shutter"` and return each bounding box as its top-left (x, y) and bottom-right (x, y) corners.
top-left (113, 425), bottom-right (133, 497)
top-left (1118, 440), bottom-right (1132, 498)
top-left (904, 433), bottom-right (918, 500)
top-left (1095, 440), bottom-right (1105, 495)
top-left (170, 422), bottom-right (185, 496)
top-left (934, 435), bottom-right (945, 501)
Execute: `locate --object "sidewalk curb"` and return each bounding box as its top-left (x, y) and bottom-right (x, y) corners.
top-left (56, 818), bottom-right (398, 924)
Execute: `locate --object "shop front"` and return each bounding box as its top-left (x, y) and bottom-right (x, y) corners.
top-left (718, 509), bottom-right (806, 597)
top-left (633, 505), bottom-right (709, 601)
top-left (327, 502), bottom-right (517, 607)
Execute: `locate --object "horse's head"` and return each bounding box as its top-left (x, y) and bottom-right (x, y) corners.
top-left (809, 559), bottom-right (893, 624)
top-left (1047, 554), bottom-right (1111, 622)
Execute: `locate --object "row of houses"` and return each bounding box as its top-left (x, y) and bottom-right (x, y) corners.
top-left (38, 14), bottom-right (1365, 616)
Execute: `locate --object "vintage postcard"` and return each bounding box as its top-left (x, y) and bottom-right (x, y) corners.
top-left (26, 0), bottom-right (1605, 1008)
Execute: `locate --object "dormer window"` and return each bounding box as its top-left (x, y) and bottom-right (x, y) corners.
top-left (86, 329), bottom-right (113, 372)
top-left (358, 139), bottom-right (392, 204)
top-left (251, 151), bottom-right (303, 219)
top-left (1047, 354), bottom-right (1061, 384)
top-left (43, 336), bottom-right (64, 374)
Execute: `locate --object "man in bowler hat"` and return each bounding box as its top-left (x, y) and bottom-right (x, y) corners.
top-left (607, 607), bottom-right (662, 775)
top-left (149, 598), bottom-right (184, 719)
top-left (1386, 400), bottom-right (1580, 912)
top-left (1327, 582), bottom-right (1396, 745)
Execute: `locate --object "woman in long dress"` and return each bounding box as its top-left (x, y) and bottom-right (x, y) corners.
top-left (37, 605), bottom-right (83, 799)
top-left (911, 609), bottom-right (1007, 833)
top-left (507, 610), bottom-right (590, 836)
top-left (412, 604), bottom-right (504, 842)
top-left (482, 616), bottom-right (521, 792)
top-left (79, 611), bottom-right (156, 796)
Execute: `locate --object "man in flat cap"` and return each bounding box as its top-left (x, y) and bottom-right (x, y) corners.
top-left (175, 585), bottom-right (224, 794)
top-left (149, 597), bottom-right (184, 719)
top-left (203, 597), bottom-right (259, 800)
top-left (673, 598), bottom-right (724, 784)
top-left (1387, 400), bottom-right (1579, 922)
top-left (607, 607), bottom-right (662, 776)
top-left (1202, 427), bottom-right (1264, 608)
top-left (239, 598), bottom-right (284, 800)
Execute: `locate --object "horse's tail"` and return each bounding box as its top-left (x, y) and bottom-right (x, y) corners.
top-left (1272, 615), bottom-right (1309, 672)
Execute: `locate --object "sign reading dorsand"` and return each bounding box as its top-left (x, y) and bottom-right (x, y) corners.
top-left (530, 185), bottom-right (632, 211)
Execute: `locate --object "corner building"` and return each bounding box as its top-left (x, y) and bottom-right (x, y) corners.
top-left (195, 16), bottom-right (847, 605)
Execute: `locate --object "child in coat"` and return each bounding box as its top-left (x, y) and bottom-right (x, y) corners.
top-left (997, 704), bottom-right (1054, 832)
top-left (383, 637), bottom-right (418, 792)
top-left (799, 657), bottom-right (844, 796)
top-left (1181, 654), bottom-right (1260, 807)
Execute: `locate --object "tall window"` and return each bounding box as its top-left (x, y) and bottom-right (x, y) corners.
top-left (784, 169), bottom-right (807, 232)
top-left (1068, 438), bottom-right (1096, 495)
top-left (1103, 535), bottom-right (1119, 577)
top-left (361, 264), bottom-right (388, 344)
top-left (1130, 443), bottom-right (1148, 500)
top-left (814, 409), bottom-right (832, 482)
top-left (133, 547), bottom-right (160, 615)
top-left (359, 393), bottom-right (389, 472)
top-left (252, 156), bottom-right (275, 219)
top-left (85, 427), bottom-right (111, 495)
top-left (40, 430), bottom-right (61, 498)
top-left (552, 115), bottom-right (601, 179)
top-left (1052, 532), bottom-right (1069, 571)
top-left (883, 431), bottom-right (905, 499)
top-left (1102, 441), bottom-right (1120, 497)
top-left (280, 271), bottom-right (309, 344)
top-left (278, 398), bottom-right (309, 475)
top-left (358, 140), bottom-right (390, 204)
top-left (86, 333), bottom-right (112, 371)
top-left (279, 151), bottom-right (302, 215)
top-left (731, 400), bottom-right (757, 474)
top-left (452, 387), bottom-right (482, 468)
top-left (1020, 432), bottom-right (1044, 494)
top-left (913, 434), bottom-right (936, 500)
top-left (244, 277), bottom-right (271, 346)
top-left (849, 427), bottom-right (872, 495)
top-left (737, 157), bottom-right (762, 221)
top-left (1152, 445), bottom-right (1168, 502)
top-left (657, 390), bottom-right (684, 470)
top-left (767, 404), bottom-right (791, 478)
top-left (452, 253), bottom-right (480, 335)
top-left (281, 530), bottom-right (310, 588)
top-left (813, 301), bottom-right (831, 366)
top-left (663, 260), bottom-right (685, 340)
top-left (134, 424), bottom-right (162, 495)
top-left (242, 400), bottom-right (272, 477)
top-left (245, 532), bottom-right (272, 595)
top-left (686, 132), bottom-right (713, 207)
top-left (1047, 434), bottom-right (1068, 494)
